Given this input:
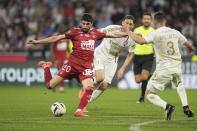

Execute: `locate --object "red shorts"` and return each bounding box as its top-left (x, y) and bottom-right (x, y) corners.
top-left (57, 60), bottom-right (93, 83)
top-left (55, 58), bottom-right (68, 69)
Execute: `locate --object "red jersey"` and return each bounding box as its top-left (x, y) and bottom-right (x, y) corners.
top-left (65, 27), bottom-right (106, 67)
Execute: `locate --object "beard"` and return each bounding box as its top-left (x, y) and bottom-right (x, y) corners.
top-left (144, 23), bottom-right (151, 28)
top-left (82, 28), bottom-right (89, 33)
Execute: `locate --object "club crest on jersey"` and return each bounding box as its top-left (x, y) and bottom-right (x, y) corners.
top-left (92, 35), bottom-right (96, 38)
top-left (85, 34), bottom-right (90, 37)
top-left (90, 32), bottom-right (96, 38)
top-left (81, 40), bottom-right (95, 51)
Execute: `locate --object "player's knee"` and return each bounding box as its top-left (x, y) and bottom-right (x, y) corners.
top-left (84, 86), bottom-right (94, 91)
top-left (96, 76), bottom-right (104, 83)
top-left (83, 83), bottom-right (94, 89)
top-left (135, 78), bottom-right (141, 83)
top-left (135, 74), bottom-right (141, 83)
top-left (141, 74), bottom-right (149, 81)
top-left (177, 82), bottom-right (185, 92)
top-left (146, 93), bottom-right (153, 101)
top-left (145, 91), bottom-right (149, 98)
top-left (99, 81), bottom-right (108, 91)
top-left (48, 81), bottom-right (57, 89)
top-left (145, 89), bottom-right (156, 99)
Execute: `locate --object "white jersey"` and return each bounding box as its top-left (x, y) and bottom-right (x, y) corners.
top-left (95, 25), bottom-right (136, 61)
top-left (144, 26), bottom-right (187, 73)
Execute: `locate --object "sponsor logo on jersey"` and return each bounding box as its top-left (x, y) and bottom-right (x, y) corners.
top-left (89, 32), bottom-right (96, 38)
top-left (81, 40), bottom-right (95, 51)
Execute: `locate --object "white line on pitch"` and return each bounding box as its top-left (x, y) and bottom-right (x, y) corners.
top-left (129, 120), bottom-right (166, 131)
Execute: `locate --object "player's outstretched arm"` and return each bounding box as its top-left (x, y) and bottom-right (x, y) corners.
top-left (105, 32), bottom-right (128, 38)
top-left (127, 31), bottom-right (147, 44)
top-left (28, 34), bottom-right (66, 45)
top-left (184, 41), bottom-right (195, 53)
top-left (117, 52), bottom-right (134, 80)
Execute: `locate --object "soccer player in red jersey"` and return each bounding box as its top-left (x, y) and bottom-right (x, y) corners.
top-left (28, 13), bottom-right (126, 117)
top-left (51, 38), bottom-right (72, 92)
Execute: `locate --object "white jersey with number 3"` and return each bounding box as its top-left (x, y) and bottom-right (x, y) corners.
top-left (144, 26), bottom-right (187, 73)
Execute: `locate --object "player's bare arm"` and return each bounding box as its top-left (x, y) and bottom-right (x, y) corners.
top-left (126, 31), bottom-right (147, 44)
top-left (28, 34), bottom-right (66, 45)
top-left (117, 52), bottom-right (134, 80)
top-left (104, 31), bottom-right (128, 38)
top-left (184, 41), bottom-right (195, 53)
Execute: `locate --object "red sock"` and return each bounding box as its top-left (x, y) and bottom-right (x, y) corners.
top-left (60, 81), bottom-right (64, 87)
top-left (44, 67), bottom-right (52, 89)
top-left (78, 86), bottom-right (94, 109)
top-left (78, 89), bottom-right (83, 99)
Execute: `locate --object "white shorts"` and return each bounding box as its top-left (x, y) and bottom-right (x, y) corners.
top-left (94, 54), bottom-right (118, 84)
top-left (147, 70), bottom-right (182, 92)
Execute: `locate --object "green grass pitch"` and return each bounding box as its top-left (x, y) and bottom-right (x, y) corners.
top-left (0, 87), bottom-right (196, 131)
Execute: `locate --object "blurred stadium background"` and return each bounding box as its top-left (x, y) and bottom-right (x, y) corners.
top-left (0, 1), bottom-right (197, 131)
top-left (0, 0), bottom-right (197, 89)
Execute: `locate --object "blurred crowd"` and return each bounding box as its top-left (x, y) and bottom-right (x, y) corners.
top-left (0, 0), bottom-right (197, 58)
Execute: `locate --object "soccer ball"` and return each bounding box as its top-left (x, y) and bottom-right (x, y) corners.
top-left (51, 102), bottom-right (66, 117)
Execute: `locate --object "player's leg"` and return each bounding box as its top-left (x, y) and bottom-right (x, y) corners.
top-left (134, 74), bottom-right (141, 83)
top-left (137, 55), bottom-right (154, 103)
top-left (90, 60), bottom-right (117, 103)
top-left (74, 78), bottom-right (94, 117)
top-left (89, 55), bottom-right (105, 103)
top-left (49, 75), bottom-right (64, 88)
top-left (133, 57), bottom-right (143, 103)
top-left (89, 69), bottom-right (105, 103)
top-left (59, 81), bottom-right (64, 92)
top-left (58, 58), bottom-right (65, 92)
top-left (145, 72), bottom-right (175, 120)
top-left (78, 88), bottom-right (88, 113)
top-left (38, 61), bottom-right (63, 89)
top-left (78, 69), bottom-right (104, 102)
top-left (137, 69), bottom-right (150, 103)
top-left (95, 69), bottom-right (105, 83)
top-left (134, 55), bottom-right (142, 83)
top-left (173, 73), bottom-right (194, 117)
top-left (77, 68), bottom-right (104, 111)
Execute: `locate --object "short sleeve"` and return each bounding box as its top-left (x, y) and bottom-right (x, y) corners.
top-left (100, 25), bottom-right (120, 33)
top-left (144, 31), bottom-right (155, 43)
top-left (95, 30), bottom-right (106, 40)
top-left (65, 28), bottom-right (76, 39)
top-left (177, 31), bottom-right (187, 45)
top-left (100, 27), bottom-right (108, 33)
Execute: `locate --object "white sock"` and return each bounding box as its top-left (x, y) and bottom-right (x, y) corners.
top-left (89, 89), bottom-right (103, 103)
top-left (176, 82), bottom-right (188, 106)
top-left (76, 108), bottom-right (82, 112)
top-left (146, 94), bottom-right (167, 110)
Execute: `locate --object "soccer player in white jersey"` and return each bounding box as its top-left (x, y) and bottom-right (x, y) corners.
top-left (125, 12), bottom-right (195, 120)
top-left (88, 15), bottom-right (136, 102)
